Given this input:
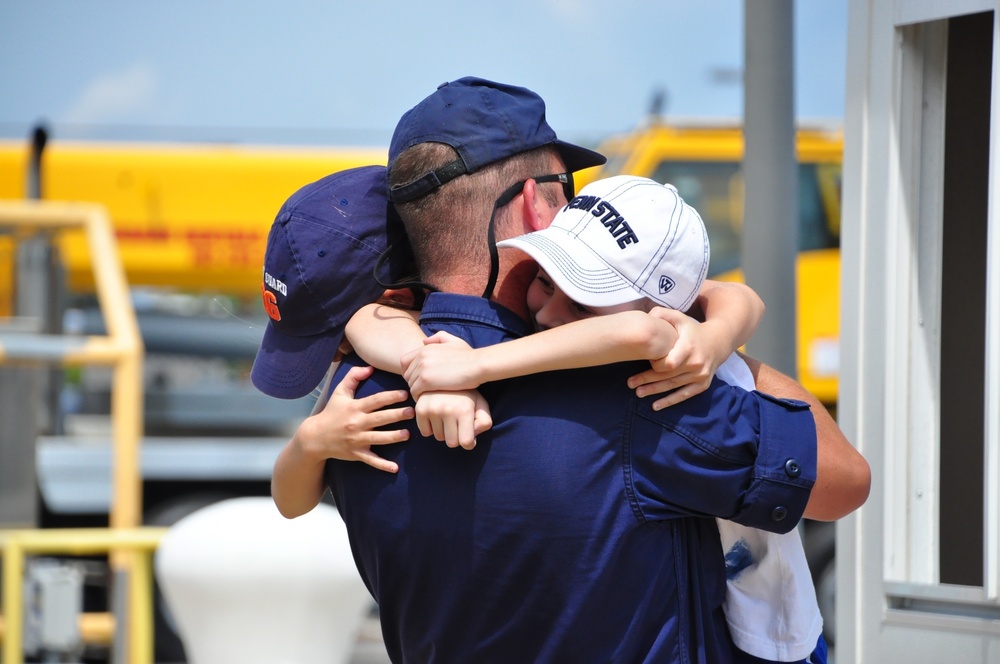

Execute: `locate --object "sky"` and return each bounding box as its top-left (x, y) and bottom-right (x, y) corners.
top-left (0, 1), bottom-right (849, 150)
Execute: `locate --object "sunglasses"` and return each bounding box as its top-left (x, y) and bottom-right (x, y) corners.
top-left (494, 172), bottom-right (576, 209)
top-left (483, 172), bottom-right (576, 299)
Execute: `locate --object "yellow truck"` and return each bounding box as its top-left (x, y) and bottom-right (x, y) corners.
top-left (576, 119), bottom-right (844, 406)
top-left (0, 139), bottom-right (387, 304)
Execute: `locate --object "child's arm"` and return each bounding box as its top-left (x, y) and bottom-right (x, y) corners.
top-left (401, 280), bottom-right (761, 407)
top-left (271, 365), bottom-right (413, 518)
top-left (690, 279), bottom-right (765, 352)
top-left (401, 310), bottom-right (680, 397)
top-left (344, 303), bottom-right (425, 372)
top-left (346, 303), bottom-right (492, 450)
top-left (351, 280), bottom-right (761, 392)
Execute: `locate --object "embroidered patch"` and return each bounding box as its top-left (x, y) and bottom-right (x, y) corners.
top-left (261, 282), bottom-right (281, 321)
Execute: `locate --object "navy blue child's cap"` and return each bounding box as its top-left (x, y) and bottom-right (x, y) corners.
top-left (388, 77), bottom-right (606, 203)
top-left (251, 165), bottom-right (413, 399)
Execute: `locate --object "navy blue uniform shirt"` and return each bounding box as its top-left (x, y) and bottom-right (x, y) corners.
top-left (327, 293), bottom-right (816, 664)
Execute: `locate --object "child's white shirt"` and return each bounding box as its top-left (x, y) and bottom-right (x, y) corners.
top-left (714, 353), bottom-right (824, 662)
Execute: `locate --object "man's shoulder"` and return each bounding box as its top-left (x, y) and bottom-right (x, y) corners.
top-left (633, 376), bottom-right (760, 429)
top-left (420, 292), bottom-right (535, 345)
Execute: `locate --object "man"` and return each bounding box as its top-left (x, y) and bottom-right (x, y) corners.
top-left (258, 77), bottom-right (869, 663)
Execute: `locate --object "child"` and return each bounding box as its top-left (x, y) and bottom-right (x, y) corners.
top-left (347, 175), bottom-right (827, 663)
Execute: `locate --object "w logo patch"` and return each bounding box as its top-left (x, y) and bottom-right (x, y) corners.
top-left (658, 275), bottom-right (676, 294)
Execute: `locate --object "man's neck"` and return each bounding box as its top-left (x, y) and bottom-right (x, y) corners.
top-left (427, 258), bottom-right (535, 323)
top-left (490, 259), bottom-right (535, 321)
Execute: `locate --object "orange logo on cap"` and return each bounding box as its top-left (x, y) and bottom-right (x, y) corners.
top-left (261, 283), bottom-right (281, 321)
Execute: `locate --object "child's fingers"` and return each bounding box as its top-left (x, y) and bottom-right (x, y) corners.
top-left (648, 306), bottom-right (686, 324)
top-left (441, 416), bottom-right (468, 449)
top-left (357, 390), bottom-right (412, 415)
top-left (415, 411), bottom-right (435, 439)
top-left (454, 413), bottom-right (477, 450)
top-left (650, 347), bottom-right (690, 373)
top-left (332, 365), bottom-right (376, 399)
top-left (363, 424), bottom-right (412, 447)
top-left (429, 416), bottom-right (447, 444)
top-left (473, 411), bottom-right (492, 437)
top-left (627, 368), bottom-right (679, 390)
top-left (418, 408), bottom-right (447, 442)
top-left (630, 367), bottom-right (711, 408)
top-left (363, 405), bottom-right (415, 430)
top-left (422, 330), bottom-right (461, 346)
top-left (472, 393), bottom-right (493, 437)
top-left (443, 416), bottom-right (462, 449)
top-left (400, 347), bottom-right (416, 373)
top-left (356, 450), bottom-right (400, 474)
top-left (423, 331), bottom-right (448, 346)
top-left (635, 373), bottom-right (692, 398)
top-left (651, 384), bottom-right (704, 410)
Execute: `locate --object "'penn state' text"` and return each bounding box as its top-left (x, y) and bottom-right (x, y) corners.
top-left (566, 196), bottom-right (640, 248)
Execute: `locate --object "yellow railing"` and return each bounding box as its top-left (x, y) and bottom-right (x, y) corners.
top-left (0, 201), bottom-right (149, 663)
top-left (0, 528), bottom-right (167, 664)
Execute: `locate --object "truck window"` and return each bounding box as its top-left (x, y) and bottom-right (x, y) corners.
top-left (650, 160), bottom-right (840, 277)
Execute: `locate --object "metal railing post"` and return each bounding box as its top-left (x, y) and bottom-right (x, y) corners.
top-left (0, 201), bottom-right (148, 664)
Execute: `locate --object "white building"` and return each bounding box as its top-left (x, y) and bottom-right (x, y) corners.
top-left (840, 1), bottom-right (1000, 660)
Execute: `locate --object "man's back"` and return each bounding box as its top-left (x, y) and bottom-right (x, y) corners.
top-left (327, 294), bottom-right (816, 664)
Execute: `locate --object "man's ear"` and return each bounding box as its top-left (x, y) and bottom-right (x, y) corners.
top-left (519, 178), bottom-right (547, 232)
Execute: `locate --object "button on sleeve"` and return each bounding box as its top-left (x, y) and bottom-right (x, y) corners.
top-left (728, 392), bottom-right (817, 533)
top-left (784, 459), bottom-right (802, 478)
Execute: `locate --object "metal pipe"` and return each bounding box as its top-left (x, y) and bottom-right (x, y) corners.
top-left (743, 0), bottom-right (799, 377)
top-left (0, 528), bottom-right (166, 664)
top-left (0, 202), bottom-right (147, 662)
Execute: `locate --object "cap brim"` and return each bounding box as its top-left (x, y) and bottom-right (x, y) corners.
top-left (250, 322), bottom-right (343, 400)
top-left (553, 140), bottom-right (606, 173)
top-left (497, 229), bottom-right (644, 308)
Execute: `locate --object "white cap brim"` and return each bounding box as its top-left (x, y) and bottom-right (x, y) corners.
top-left (497, 228), bottom-right (647, 308)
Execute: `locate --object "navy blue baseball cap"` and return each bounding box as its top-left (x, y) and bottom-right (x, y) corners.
top-left (388, 77), bottom-right (606, 203)
top-left (251, 165), bottom-right (413, 399)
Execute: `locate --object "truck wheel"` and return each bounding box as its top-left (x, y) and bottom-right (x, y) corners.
top-left (146, 493), bottom-right (237, 664)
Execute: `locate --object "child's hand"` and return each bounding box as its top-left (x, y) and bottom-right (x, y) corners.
top-left (414, 389), bottom-right (493, 450)
top-left (298, 365), bottom-right (413, 473)
top-left (627, 308), bottom-right (727, 410)
top-left (401, 331), bottom-right (482, 398)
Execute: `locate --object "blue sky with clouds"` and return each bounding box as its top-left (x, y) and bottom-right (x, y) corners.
top-left (0, 0), bottom-right (848, 147)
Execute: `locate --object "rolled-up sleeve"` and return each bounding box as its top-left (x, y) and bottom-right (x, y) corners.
top-left (727, 391), bottom-right (816, 532)
top-left (625, 382), bottom-right (816, 533)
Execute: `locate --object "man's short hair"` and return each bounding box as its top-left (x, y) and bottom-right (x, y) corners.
top-left (390, 143), bottom-right (561, 280)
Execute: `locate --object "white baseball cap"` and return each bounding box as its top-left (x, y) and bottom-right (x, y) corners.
top-left (497, 175), bottom-right (710, 310)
